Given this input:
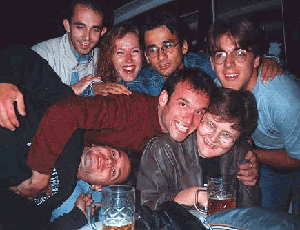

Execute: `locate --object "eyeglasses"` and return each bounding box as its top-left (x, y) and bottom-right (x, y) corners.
top-left (200, 119), bottom-right (237, 145)
top-left (146, 41), bottom-right (179, 59)
top-left (212, 49), bottom-right (252, 65)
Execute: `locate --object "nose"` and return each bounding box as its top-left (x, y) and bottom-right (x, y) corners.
top-left (209, 131), bottom-right (219, 143)
top-left (83, 28), bottom-right (91, 41)
top-left (183, 111), bottom-right (195, 126)
top-left (224, 53), bottom-right (234, 67)
top-left (125, 53), bottom-right (133, 63)
top-left (157, 48), bottom-right (167, 60)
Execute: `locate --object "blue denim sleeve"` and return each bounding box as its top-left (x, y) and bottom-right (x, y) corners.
top-left (184, 52), bottom-right (217, 81)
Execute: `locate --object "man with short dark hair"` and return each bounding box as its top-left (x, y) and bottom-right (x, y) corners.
top-left (208, 16), bottom-right (300, 215)
top-left (32, 0), bottom-right (108, 93)
top-left (0, 0), bottom-right (109, 132)
top-left (138, 10), bottom-right (282, 96)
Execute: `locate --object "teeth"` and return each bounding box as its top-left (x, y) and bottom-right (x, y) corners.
top-left (123, 66), bottom-right (134, 71)
top-left (176, 121), bottom-right (188, 132)
top-left (226, 74), bottom-right (238, 77)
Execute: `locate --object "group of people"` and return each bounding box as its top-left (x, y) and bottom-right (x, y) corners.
top-left (0, 0), bottom-right (299, 229)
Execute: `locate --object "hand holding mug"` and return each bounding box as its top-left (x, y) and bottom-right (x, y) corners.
top-left (195, 176), bottom-right (236, 215)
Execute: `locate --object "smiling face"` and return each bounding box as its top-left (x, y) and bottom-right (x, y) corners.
top-left (211, 35), bottom-right (260, 91)
top-left (77, 145), bottom-right (131, 187)
top-left (63, 4), bottom-right (107, 56)
top-left (158, 81), bottom-right (210, 142)
top-left (196, 113), bottom-right (240, 158)
top-left (112, 33), bottom-right (142, 82)
top-left (144, 26), bottom-right (188, 78)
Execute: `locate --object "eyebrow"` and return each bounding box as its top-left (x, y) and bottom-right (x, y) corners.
top-left (146, 40), bottom-right (176, 48)
top-left (73, 22), bottom-right (102, 30)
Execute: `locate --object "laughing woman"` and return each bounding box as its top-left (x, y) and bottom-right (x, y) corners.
top-left (137, 87), bottom-right (260, 210)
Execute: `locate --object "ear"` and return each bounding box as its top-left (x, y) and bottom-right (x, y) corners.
top-left (159, 90), bottom-right (168, 108)
top-left (91, 184), bottom-right (102, 191)
top-left (254, 56), bottom-right (260, 68)
top-left (181, 40), bottom-right (188, 55)
top-left (63, 19), bottom-right (71, 33)
top-left (145, 52), bottom-right (151, 64)
top-left (101, 27), bottom-right (107, 37)
top-left (210, 56), bottom-right (215, 71)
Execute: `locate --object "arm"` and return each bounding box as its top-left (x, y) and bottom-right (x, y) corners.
top-left (259, 57), bottom-right (283, 83)
top-left (173, 186), bottom-right (208, 207)
top-left (49, 207), bottom-right (88, 230)
top-left (70, 75), bottom-right (103, 95)
top-left (9, 170), bottom-right (51, 199)
top-left (0, 45), bottom-right (73, 130)
top-left (27, 92), bottom-right (156, 174)
top-left (254, 148), bottom-right (300, 169)
top-left (137, 139), bottom-right (178, 210)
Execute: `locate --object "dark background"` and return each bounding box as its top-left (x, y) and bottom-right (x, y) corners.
top-left (2, 0), bottom-right (298, 75)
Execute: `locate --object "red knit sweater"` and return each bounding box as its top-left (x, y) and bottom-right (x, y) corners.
top-left (27, 91), bottom-right (162, 174)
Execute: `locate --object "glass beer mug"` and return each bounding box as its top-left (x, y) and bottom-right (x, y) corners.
top-left (88, 185), bottom-right (135, 230)
top-left (195, 176), bottom-right (236, 215)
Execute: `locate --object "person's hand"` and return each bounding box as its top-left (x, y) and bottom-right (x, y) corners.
top-left (260, 58), bottom-right (283, 83)
top-left (76, 193), bottom-right (93, 217)
top-left (0, 83), bottom-right (25, 131)
top-left (173, 186), bottom-right (208, 207)
top-left (71, 75), bottom-right (102, 95)
top-left (93, 82), bottom-right (132, 96)
top-left (9, 170), bottom-right (51, 200)
top-left (237, 150), bottom-right (259, 186)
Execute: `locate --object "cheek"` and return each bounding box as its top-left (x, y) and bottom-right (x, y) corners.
top-left (91, 32), bottom-right (101, 41)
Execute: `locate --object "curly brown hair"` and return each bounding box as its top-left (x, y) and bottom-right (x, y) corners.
top-left (97, 22), bottom-right (141, 82)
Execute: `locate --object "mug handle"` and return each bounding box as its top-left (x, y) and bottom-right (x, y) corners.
top-left (194, 187), bottom-right (208, 215)
top-left (88, 201), bottom-right (102, 230)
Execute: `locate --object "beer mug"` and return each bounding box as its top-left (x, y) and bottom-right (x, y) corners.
top-left (102, 185), bottom-right (135, 230)
top-left (195, 176), bottom-right (236, 215)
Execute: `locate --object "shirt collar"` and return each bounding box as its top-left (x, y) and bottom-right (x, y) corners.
top-left (70, 46), bottom-right (91, 62)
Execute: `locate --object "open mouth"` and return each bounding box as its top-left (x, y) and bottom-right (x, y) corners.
top-left (225, 73), bottom-right (239, 80)
top-left (80, 42), bottom-right (91, 49)
top-left (159, 63), bottom-right (170, 70)
top-left (123, 65), bottom-right (135, 74)
top-left (175, 120), bottom-right (188, 133)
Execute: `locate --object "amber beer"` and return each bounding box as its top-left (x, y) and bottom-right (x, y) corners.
top-left (208, 197), bottom-right (236, 215)
top-left (102, 218), bottom-right (134, 230)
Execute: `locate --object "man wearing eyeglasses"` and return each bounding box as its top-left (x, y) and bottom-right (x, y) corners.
top-left (139, 10), bottom-right (282, 97)
top-left (208, 16), bottom-right (300, 216)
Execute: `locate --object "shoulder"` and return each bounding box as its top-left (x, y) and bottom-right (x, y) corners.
top-left (256, 70), bottom-right (300, 106)
top-left (32, 35), bottom-right (64, 51)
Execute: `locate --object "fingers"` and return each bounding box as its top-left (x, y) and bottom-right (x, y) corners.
top-left (16, 93), bottom-right (26, 116)
top-left (0, 83), bottom-right (25, 131)
top-left (93, 83), bottom-right (132, 96)
top-left (0, 102), bottom-right (18, 131)
top-left (260, 58), bottom-right (280, 83)
top-left (237, 150), bottom-right (259, 186)
top-left (277, 66), bottom-right (283, 76)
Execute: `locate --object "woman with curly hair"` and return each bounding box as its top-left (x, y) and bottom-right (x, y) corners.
top-left (92, 22), bottom-right (160, 96)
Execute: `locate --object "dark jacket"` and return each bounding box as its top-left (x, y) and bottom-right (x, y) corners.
top-left (0, 45), bottom-right (83, 230)
top-left (137, 133), bottom-right (261, 210)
